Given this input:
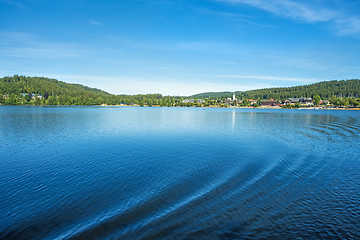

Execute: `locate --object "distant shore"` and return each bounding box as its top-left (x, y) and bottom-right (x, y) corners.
top-left (1, 103), bottom-right (359, 110)
top-left (97, 104), bottom-right (360, 110)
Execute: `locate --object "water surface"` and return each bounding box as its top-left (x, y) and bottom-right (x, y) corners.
top-left (0, 106), bottom-right (359, 239)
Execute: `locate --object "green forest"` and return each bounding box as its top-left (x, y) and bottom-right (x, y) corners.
top-left (1, 75), bottom-right (360, 107)
top-left (192, 79), bottom-right (360, 100)
top-left (241, 79), bottom-right (360, 100)
top-left (193, 79), bottom-right (360, 107)
top-left (0, 75), bottom-right (184, 106)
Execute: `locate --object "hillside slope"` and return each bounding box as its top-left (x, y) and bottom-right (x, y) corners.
top-left (242, 79), bottom-right (360, 100)
top-left (0, 75), bottom-right (184, 106)
top-left (191, 79), bottom-right (360, 100)
top-left (1, 76), bottom-right (359, 106)
top-left (0, 75), bottom-right (115, 105)
top-left (0, 75), bottom-right (110, 97)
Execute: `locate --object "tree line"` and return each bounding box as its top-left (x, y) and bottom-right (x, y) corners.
top-left (240, 79), bottom-right (360, 100)
top-left (0, 75), bottom-right (187, 106)
top-left (1, 75), bottom-right (360, 107)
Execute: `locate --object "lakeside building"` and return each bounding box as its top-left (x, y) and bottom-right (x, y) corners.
top-left (182, 99), bottom-right (205, 104)
top-left (302, 97), bottom-right (313, 106)
top-left (182, 99), bottom-right (195, 103)
top-left (285, 98), bottom-right (300, 104)
top-left (247, 99), bottom-right (257, 105)
top-left (320, 100), bottom-right (330, 105)
top-left (20, 93), bottom-right (43, 99)
top-left (284, 97), bottom-right (313, 106)
top-left (261, 99), bottom-right (279, 106)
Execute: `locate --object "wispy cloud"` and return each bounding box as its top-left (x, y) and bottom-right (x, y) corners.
top-left (214, 61), bottom-right (239, 65)
top-left (199, 8), bottom-right (277, 28)
top-left (89, 20), bottom-right (102, 26)
top-left (48, 74), bottom-right (271, 95)
top-left (216, 0), bottom-right (337, 22)
top-left (0, 46), bottom-right (84, 59)
top-left (145, 64), bottom-right (193, 71)
top-left (335, 17), bottom-right (360, 36)
top-left (217, 0), bottom-right (360, 36)
top-left (0, 32), bottom-right (86, 59)
top-left (199, 8), bottom-right (250, 18)
top-left (0, 32), bottom-right (35, 41)
top-left (1, 0), bottom-right (27, 9)
top-left (107, 35), bottom-right (247, 55)
top-left (218, 74), bottom-right (320, 83)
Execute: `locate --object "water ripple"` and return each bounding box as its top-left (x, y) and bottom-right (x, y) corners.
top-left (1, 107), bottom-right (360, 239)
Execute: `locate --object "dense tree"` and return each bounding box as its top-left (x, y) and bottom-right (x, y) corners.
top-left (25, 93), bottom-right (32, 102)
top-left (46, 96), bottom-right (57, 105)
top-left (241, 80), bottom-right (360, 100)
top-left (1, 75), bottom-right (359, 107)
top-left (191, 80), bottom-right (360, 101)
top-left (314, 95), bottom-right (321, 106)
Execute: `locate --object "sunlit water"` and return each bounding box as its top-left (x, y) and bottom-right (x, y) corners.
top-left (0, 106), bottom-right (359, 239)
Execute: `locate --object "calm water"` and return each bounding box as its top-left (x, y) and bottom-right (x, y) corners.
top-left (0, 106), bottom-right (360, 239)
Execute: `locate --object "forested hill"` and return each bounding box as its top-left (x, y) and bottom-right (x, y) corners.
top-left (0, 75), bottom-right (116, 105)
top-left (242, 79), bottom-right (360, 100)
top-left (0, 75), bottom-right (110, 97)
top-left (0, 75), bottom-right (182, 106)
top-left (1, 75), bottom-right (359, 106)
top-left (191, 79), bottom-right (360, 100)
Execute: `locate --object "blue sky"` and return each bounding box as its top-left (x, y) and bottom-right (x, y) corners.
top-left (1, 0), bottom-right (360, 95)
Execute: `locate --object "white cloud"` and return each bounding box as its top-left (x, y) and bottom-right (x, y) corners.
top-left (47, 74), bottom-right (272, 96)
top-left (218, 74), bottom-right (320, 83)
top-left (217, 0), bottom-right (360, 36)
top-left (217, 0), bottom-right (337, 22)
top-left (0, 70), bottom-right (324, 95)
top-left (2, 0), bottom-right (27, 9)
top-left (198, 8), bottom-right (251, 18)
top-left (89, 20), bottom-right (102, 26)
top-left (262, 0), bottom-right (335, 22)
top-left (0, 46), bottom-right (84, 59)
top-left (0, 32), bottom-right (86, 59)
top-left (335, 17), bottom-right (360, 36)
top-left (0, 32), bottom-right (35, 41)
top-left (106, 35), bottom-right (245, 54)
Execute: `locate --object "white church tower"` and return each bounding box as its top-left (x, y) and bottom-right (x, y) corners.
top-left (233, 92), bottom-right (236, 101)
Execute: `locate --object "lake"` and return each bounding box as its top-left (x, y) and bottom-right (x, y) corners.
top-left (0, 106), bottom-right (359, 239)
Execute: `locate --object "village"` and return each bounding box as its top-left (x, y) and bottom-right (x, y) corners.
top-left (181, 93), bottom-right (333, 108)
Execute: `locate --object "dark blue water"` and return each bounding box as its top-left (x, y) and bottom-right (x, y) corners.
top-left (1, 106), bottom-right (359, 239)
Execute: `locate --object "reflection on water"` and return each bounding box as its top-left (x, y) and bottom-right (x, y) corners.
top-left (0, 106), bottom-right (359, 239)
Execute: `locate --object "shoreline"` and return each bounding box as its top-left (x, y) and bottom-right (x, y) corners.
top-left (1, 104), bottom-right (359, 110)
top-left (98, 104), bottom-right (360, 110)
